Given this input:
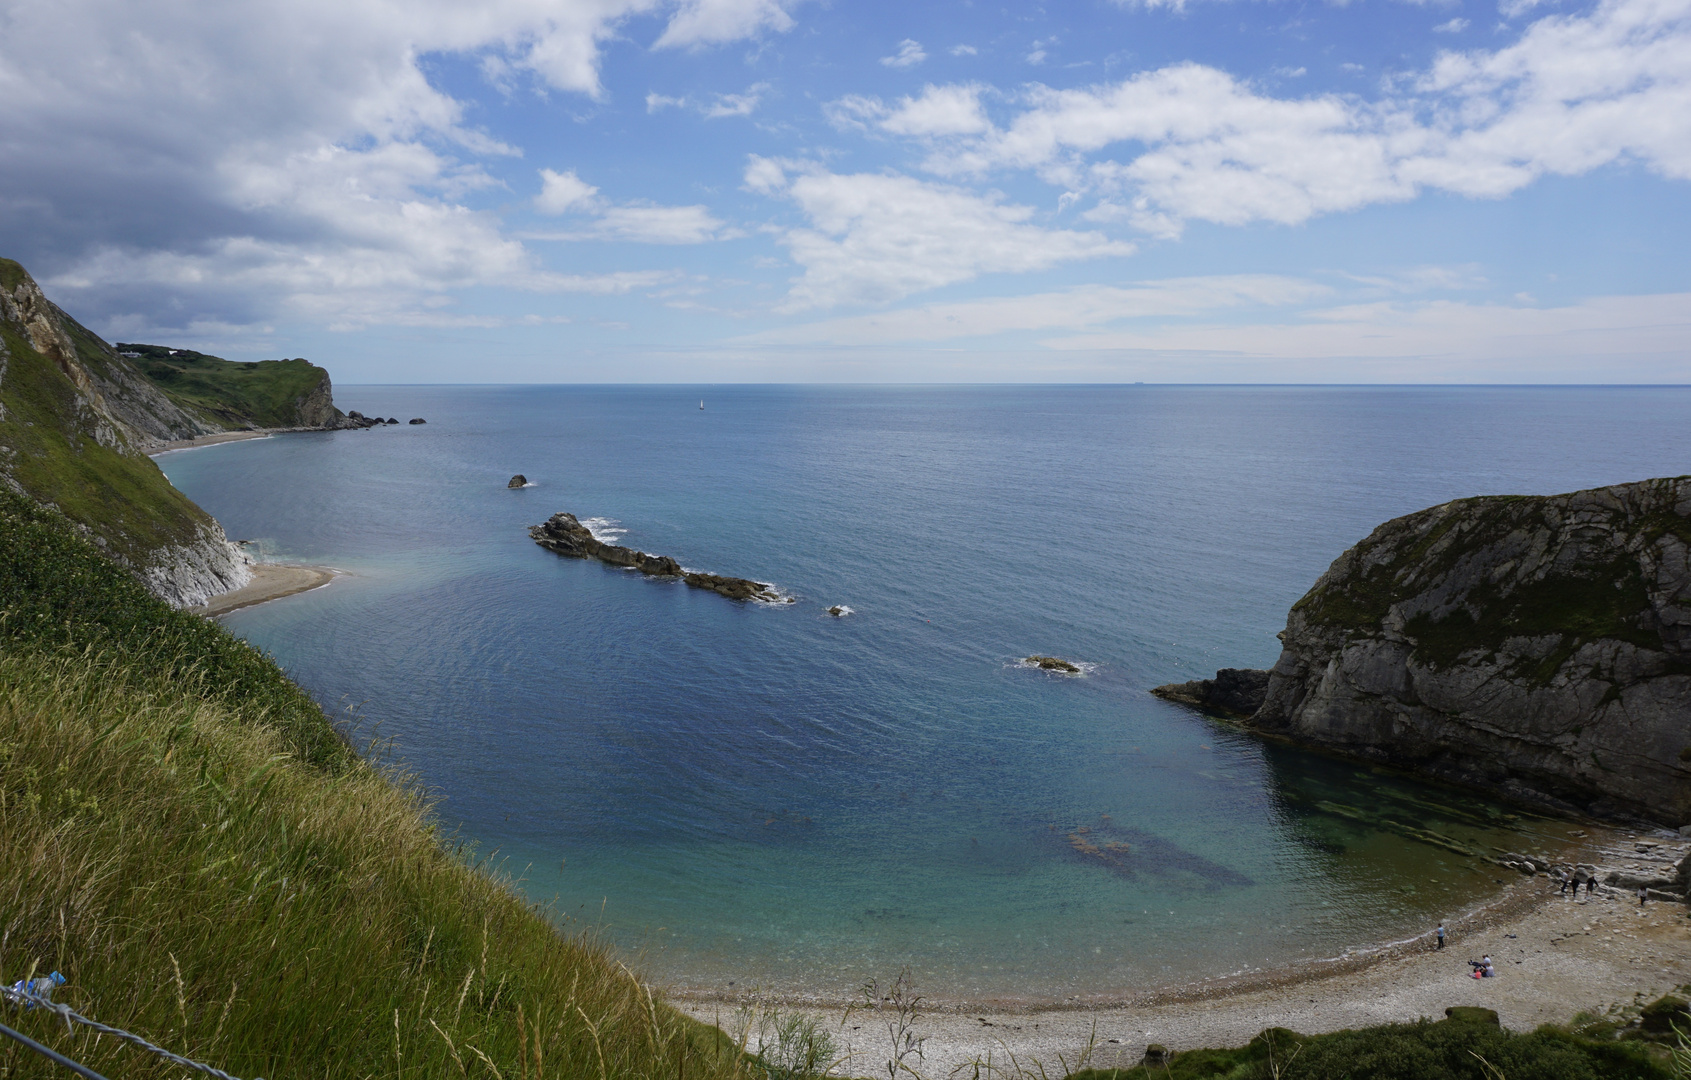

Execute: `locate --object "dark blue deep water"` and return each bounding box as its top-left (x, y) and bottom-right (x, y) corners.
top-left (159, 385), bottom-right (1691, 1002)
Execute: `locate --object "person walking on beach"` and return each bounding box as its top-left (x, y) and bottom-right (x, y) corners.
top-left (1639, 885), bottom-right (1649, 907)
top-left (1559, 872), bottom-right (1571, 895)
top-left (1587, 876), bottom-right (1597, 897)
top-left (1435, 922), bottom-right (1446, 950)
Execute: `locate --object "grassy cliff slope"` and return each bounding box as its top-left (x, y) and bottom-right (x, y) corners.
top-left (0, 489), bottom-right (736, 1080)
top-left (0, 261), bottom-right (224, 570)
top-left (117, 343), bottom-right (340, 430)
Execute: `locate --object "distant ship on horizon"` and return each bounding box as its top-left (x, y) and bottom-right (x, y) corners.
top-left (699, 399), bottom-right (704, 410)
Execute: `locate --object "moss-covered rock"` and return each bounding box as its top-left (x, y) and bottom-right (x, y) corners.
top-left (1251, 479), bottom-right (1691, 825)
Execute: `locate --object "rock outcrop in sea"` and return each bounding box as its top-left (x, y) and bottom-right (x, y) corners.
top-left (1152, 668), bottom-right (1269, 717)
top-left (508, 475), bottom-right (528, 489)
top-left (529, 511), bottom-right (786, 603)
top-left (1159, 478), bottom-right (1691, 826)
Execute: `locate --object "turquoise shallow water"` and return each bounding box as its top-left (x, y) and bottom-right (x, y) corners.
top-left (158, 385), bottom-right (1691, 1002)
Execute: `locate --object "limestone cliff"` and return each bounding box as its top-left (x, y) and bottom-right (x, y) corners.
top-left (0, 258), bottom-right (248, 607)
top-left (1248, 478), bottom-right (1691, 826)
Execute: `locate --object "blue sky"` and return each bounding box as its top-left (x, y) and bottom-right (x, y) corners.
top-left (2, 0), bottom-right (1688, 381)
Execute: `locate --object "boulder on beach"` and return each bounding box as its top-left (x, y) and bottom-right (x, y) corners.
top-left (508, 475), bottom-right (528, 489)
top-left (1027, 655), bottom-right (1081, 673)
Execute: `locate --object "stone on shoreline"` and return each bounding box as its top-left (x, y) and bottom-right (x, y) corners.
top-left (409, 417), bottom-right (426, 424)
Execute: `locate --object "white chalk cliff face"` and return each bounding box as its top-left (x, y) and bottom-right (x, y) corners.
top-left (1251, 478), bottom-right (1691, 826)
top-left (0, 260), bottom-right (249, 608)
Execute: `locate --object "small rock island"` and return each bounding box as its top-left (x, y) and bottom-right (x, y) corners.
top-left (508, 475), bottom-right (528, 489)
top-left (1027, 655), bottom-right (1081, 673)
top-left (529, 511), bottom-right (787, 603)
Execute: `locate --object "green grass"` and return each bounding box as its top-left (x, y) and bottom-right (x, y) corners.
top-left (0, 486), bottom-right (747, 1080)
top-left (116, 343), bottom-right (330, 430)
top-left (1065, 1014), bottom-right (1671, 1080)
top-left (0, 319), bottom-right (215, 568)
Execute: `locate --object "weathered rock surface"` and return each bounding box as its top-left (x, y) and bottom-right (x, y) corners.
top-left (1152, 668), bottom-right (1270, 717)
top-left (409, 417), bottom-right (426, 425)
top-left (508, 475), bottom-right (528, 489)
top-left (529, 511), bottom-right (786, 603)
top-left (1247, 478), bottom-right (1691, 826)
top-left (1028, 655), bottom-right (1081, 673)
top-left (0, 259), bottom-right (248, 607)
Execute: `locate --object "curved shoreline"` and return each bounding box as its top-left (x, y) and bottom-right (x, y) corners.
top-left (673, 826), bottom-right (1691, 1072)
top-left (192, 563), bottom-right (336, 616)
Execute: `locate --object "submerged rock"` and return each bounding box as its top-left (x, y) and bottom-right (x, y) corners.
top-left (827, 605), bottom-right (849, 616)
top-left (508, 475), bottom-right (528, 489)
top-left (1152, 668), bottom-right (1270, 717)
top-left (528, 511), bottom-right (784, 602)
top-left (1027, 655), bottom-right (1081, 673)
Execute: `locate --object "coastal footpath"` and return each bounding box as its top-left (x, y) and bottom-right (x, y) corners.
top-left (1158, 478), bottom-right (1691, 827)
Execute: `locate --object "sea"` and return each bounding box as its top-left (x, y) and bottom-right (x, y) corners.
top-left (158, 385), bottom-right (1691, 1004)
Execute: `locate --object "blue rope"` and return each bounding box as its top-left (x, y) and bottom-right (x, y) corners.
top-left (3, 980), bottom-right (262, 1080)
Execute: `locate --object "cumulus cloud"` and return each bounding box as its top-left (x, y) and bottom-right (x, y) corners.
top-left (743, 157), bottom-right (1134, 309)
top-left (950, 44), bottom-right (979, 56)
top-left (0, 0), bottom-right (786, 331)
top-left (653, 0), bottom-right (797, 48)
top-left (889, 0), bottom-right (1691, 236)
top-left (881, 40), bottom-right (928, 68)
top-left (1434, 17), bottom-right (1471, 31)
top-left (531, 170), bottom-right (736, 242)
top-left (536, 169), bottom-right (601, 213)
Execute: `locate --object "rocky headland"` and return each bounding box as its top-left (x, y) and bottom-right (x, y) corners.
top-left (529, 511), bottom-right (787, 603)
top-left (1156, 478), bottom-right (1691, 828)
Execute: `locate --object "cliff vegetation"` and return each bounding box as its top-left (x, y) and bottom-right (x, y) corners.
top-left (0, 487), bottom-right (736, 1080)
top-left (117, 342), bottom-right (343, 430)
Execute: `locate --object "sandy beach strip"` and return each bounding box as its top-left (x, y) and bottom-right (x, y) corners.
top-left (193, 563), bottom-right (336, 616)
top-left (148, 430), bottom-right (279, 455)
top-left (676, 834), bottom-right (1691, 1076)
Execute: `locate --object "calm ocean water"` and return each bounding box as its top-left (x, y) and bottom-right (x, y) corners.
top-left (160, 385), bottom-right (1691, 1002)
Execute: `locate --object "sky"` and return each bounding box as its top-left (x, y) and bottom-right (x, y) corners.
top-left (1, 0), bottom-right (1688, 382)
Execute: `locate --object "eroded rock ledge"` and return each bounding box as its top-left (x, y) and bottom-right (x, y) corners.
top-left (1158, 477), bottom-right (1691, 827)
top-left (1152, 668), bottom-right (1269, 717)
top-left (529, 511), bottom-right (785, 603)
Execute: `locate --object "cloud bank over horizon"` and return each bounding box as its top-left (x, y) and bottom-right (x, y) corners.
top-left (0, 0), bottom-right (1686, 380)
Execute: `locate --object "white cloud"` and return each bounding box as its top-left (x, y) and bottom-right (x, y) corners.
top-left (1037, 293), bottom-right (1691, 371)
top-left (531, 170), bottom-right (736, 242)
top-left (736, 275), bottom-right (1330, 344)
top-left (894, 0), bottom-right (1691, 236)
top-left (587, 204), bottom-right (738, 243)
top-left (881, 40), bottom-right (928, 68)
top-left (950, 44), bottom-right (979, 56)
top-left (652, 0), bottom-right (797, 48)
top-left (536, 169), bottom-right (601, 213)
top-left (880, 84), bottom-right (994, 136)
top-left (0, 0), bottom-right (787, 332)
top-left (645, 83), bottom-right (770, 117)
top-left (1434, 16), bottom-right (1471, 31)
top-left (743, 158), bottom-right (1134, 309)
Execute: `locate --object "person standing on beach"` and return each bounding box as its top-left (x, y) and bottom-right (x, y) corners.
top-left (1559, 873), bottom-right (1571, 895)
top-left (1587, 876), bottom-right (1597, 897)
top-left (1639, 885), bottom-right (1649, 907)
top-left (1435, 923), bottom-right (1446, 950)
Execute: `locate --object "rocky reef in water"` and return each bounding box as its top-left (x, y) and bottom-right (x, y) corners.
top-left (1158, 478), bottom-right (1691, 827)
top-left (529, 511), bottom-right (787, 603)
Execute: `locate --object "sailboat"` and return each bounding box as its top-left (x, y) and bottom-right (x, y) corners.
top-left (699, 399), bottom-right (705, 410)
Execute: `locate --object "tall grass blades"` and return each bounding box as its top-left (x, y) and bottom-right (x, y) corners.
top-left (0, 647), bottom-right (738, 1079)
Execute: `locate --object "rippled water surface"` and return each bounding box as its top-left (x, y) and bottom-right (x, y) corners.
top-left (159, 385), bottom-right (1691, 1001)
